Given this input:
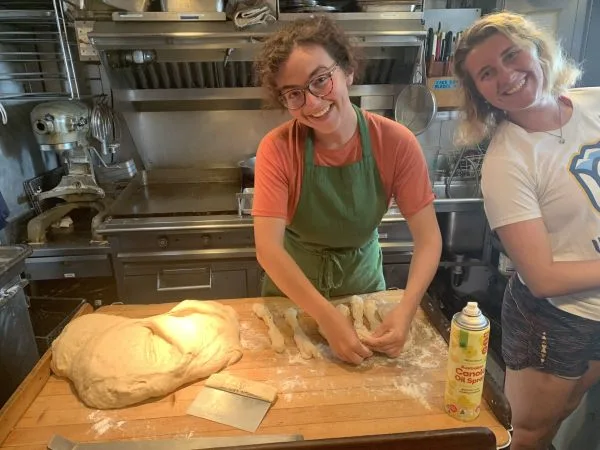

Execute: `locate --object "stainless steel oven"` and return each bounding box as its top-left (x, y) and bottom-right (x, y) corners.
top-left (98, 169), bottom-right (416, 302)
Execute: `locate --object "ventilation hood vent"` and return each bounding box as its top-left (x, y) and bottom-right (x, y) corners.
top-left (89, 16), bottom-right (426, 111)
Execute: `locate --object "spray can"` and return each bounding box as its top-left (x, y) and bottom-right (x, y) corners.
top-left (444, 301), bottom-right (490, 421)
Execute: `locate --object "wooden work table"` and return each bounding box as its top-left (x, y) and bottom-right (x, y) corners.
top-left (0, 291), bottom-right (511, 449)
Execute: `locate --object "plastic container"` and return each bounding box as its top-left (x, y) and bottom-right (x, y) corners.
top-left (1, 276), bottom-right (39, 407)
top-left (28, 296), bottom-right (86, 355)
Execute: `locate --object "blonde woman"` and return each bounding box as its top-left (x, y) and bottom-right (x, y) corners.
top-left (453, 11), bottom-right (600, 450)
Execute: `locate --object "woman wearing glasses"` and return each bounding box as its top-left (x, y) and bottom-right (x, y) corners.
top-left (252, 16), bottom-right (442, 364)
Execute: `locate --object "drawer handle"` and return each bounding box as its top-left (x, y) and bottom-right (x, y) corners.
top-left (156, 267), bottom-right (213, 292)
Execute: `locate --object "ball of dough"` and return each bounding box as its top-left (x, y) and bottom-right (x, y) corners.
top-left (51, 300), bottom-right (243, 409)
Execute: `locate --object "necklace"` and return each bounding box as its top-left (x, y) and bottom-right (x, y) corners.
top-left (541, 101), bottom-right (565, 144)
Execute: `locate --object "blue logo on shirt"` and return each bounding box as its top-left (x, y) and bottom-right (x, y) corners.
top-left (569, 141), bottom-right (600, 213)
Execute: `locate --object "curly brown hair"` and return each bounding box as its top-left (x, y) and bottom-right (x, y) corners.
top-left (254, 15), bottom-right (361, 108)
top-left (452, 11), bottom-right (581, 146)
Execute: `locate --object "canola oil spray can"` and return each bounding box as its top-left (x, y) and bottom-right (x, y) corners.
top-left (444, 301), bottom-right (490, 421)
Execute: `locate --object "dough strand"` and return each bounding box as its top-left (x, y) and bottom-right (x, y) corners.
top-left (364, 298), bottom-right (382, 331)
top-left (336, 303), bottom-right (352, 321)
top-left (350, 295), bottom-right (371, 341)
top-left (252, 303), bottom-right (286, 353)
top-left (377, 302), bottom-right (397, 321)
top-left (318, 303), bottom-right (352, 340)
top-left (284, 308), bottom-right (321, 359)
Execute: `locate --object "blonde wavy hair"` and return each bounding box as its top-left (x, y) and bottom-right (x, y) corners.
top-left (453, 11), bottom-right (581, 147)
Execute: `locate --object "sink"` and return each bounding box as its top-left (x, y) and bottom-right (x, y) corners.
top-left (432, 181), bottom-right (486, 255)
top-left (433, 180), bottom-right (481, 199)
top-left (438, 209), bottom-right (487, 255)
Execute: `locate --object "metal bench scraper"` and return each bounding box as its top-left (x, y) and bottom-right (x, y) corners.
top-left (187, 372), bottom-right (278, 432)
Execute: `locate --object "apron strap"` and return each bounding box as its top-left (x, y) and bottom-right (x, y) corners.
top-left (353, 104), bottom-right (373, 161)
top-left (318, 249), bottom-right (344, 298)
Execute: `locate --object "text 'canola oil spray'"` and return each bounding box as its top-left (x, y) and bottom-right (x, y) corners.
top-left (444, 301), bottom-right (490, 421)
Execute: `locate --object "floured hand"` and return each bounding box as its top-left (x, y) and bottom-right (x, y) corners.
top-left (362, 304), bottom-right (414, 357)
top-left (317, 306), bottom-right (372, 365)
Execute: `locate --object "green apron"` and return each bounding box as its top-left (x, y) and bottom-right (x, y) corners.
top-left (262, 105), bottom-right (389, 298)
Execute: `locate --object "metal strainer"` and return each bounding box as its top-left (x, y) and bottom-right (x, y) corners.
top-left (394, 42), bottom-right (437, 135)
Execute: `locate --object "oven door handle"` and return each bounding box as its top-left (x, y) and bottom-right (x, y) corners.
top-left (156, 267), bottom-right (212, 292)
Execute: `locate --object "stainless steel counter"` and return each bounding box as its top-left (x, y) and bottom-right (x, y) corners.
top-left (97, 198), bottom-right (483, 234)
top-left (92, 168), bottom-right (485, 303)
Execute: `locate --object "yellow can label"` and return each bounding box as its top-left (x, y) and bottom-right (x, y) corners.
top-left (444, 321), bottom-right (490, 422)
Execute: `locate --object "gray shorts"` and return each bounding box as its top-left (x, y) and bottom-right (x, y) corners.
top-left (502, 275), bottom-right (600, 378)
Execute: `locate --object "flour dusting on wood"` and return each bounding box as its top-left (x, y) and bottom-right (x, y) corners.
top-left (277, 375), bottom-right (308, 392)
top-left (174, 431), bottom-right (195, 439)
top-left (287, 350), bottom-right (311, 365)
top-left (394, 375), bottom-right (433, 410)
top-left (239, 320), bottom-right (270, 351)
top-left (87, 410), bottom-right (126, 436)
top-left (360, 375), bottom-right (433, 409)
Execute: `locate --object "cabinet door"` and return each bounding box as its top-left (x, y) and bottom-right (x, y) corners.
top-left (501, 0), bottom-right (590, 62)
top-left (121, 260), bottom-right (260, 303)
top-left (383, 264), bottom-right (411, 289)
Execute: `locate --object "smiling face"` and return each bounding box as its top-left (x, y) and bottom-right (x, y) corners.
top-left (276, 44), bottom-right (355, 137)
top-left (465, 32), bottom-right (546, 113)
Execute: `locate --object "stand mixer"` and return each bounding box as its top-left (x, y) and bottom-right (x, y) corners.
top-left (27, 100), bottom-right (107, 244)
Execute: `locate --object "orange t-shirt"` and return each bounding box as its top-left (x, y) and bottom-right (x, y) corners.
top-left (252, 110), bottom-right (434, 223)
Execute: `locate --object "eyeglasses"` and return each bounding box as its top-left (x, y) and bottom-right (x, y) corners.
top-left (279, 64), bottom-right (338, 110)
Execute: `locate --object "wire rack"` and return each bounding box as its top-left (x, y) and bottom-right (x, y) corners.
top-left (444, 144), bottom-right (486, 198)
top-left (453, 150), bottom-right (485, 180)
top-left (0, 0), bottom-right (79, 101)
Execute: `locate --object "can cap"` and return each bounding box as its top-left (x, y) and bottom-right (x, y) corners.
top-left (464, 302), bottom-right (481, 316)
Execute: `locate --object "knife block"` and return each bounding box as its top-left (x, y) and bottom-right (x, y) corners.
top-left (427, 61), bottom-right (451, 78)
top-left (427, 75), bottom-right (460, 110)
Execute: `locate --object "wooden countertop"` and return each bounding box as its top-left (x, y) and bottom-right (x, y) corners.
top-left (0, 292), bottom-right (511, 449)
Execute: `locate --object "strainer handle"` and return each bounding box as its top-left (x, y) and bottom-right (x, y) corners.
top-left (413, 41), bottom-right (426, 85)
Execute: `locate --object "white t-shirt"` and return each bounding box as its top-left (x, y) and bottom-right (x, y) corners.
top-left (481, 87), bottom-right (600, 321)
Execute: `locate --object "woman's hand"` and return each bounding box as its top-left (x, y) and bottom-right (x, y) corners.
top-left (317, 307), bottom-right (373, 365)
top-left (363, 305), bottom-right (414, 357)
top-left (361, 202), bottom-right (440, 357)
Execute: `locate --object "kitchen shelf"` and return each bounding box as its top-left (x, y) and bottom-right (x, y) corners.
top-left (0, 1), bottom-right (79, 102)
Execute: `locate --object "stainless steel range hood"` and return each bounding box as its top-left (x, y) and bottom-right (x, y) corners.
top-left (90, 13), bottom-right (425, 49)
top-left (89, 15), bottom-right (426, 110)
